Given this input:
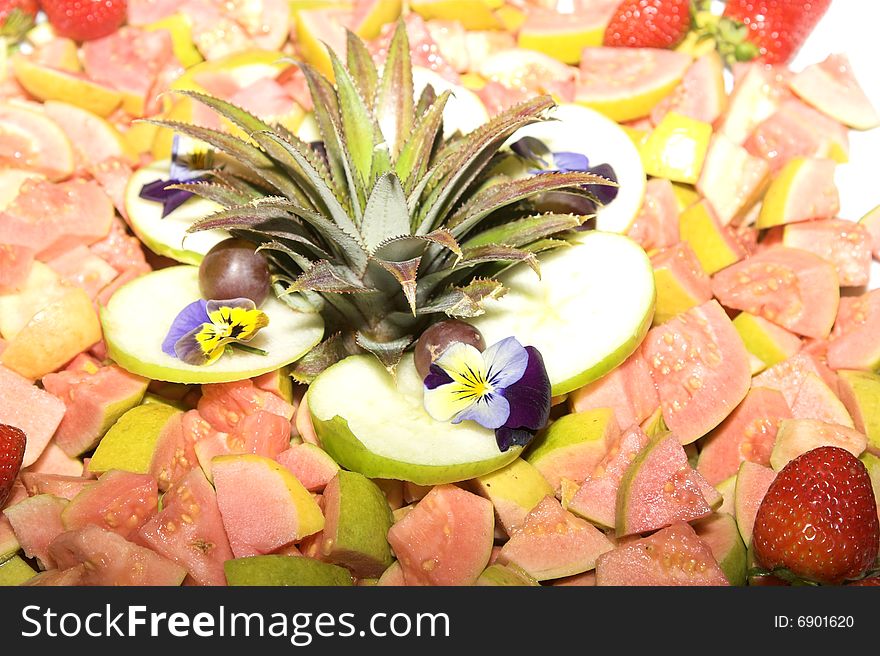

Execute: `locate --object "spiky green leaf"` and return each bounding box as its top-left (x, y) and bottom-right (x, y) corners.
top-left (355, 332), bottom-right (412, 370)
top-left (458, 244), bottom-right (541, 277)
top-left (418, 277), bottom-right (506, 318)
top-left (372, 256), bottom-right (421, 315)
top-left (290, 260), bottom-right (377, 294)
top-left (346, 30), bottom-right (378, 105)
top-left (329, 49), bottom-right (376, 189)
top-left (462, 213), bottom-right (583, 250)
top-left (165, 181), bottom-right (256, 209)
top-left (361, 173), bottom-right (410, 253)
top-left (374, 20), bottom-right (414, 157)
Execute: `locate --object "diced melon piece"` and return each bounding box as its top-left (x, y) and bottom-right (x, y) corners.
top-left (650, 242), bottom-right (712, 324)
top-left (320, 470), bottom-right (394, 578)
top-left (2, 494), bottom-right (67, 569)
top-left (387, 484), bottom-right (494, 586)
top-left (42, 362), bottom-right (149, 456)
top-left (524, 408), bottom-right (618, 491)
top-left (497, 496), bottom-right (613, 581)
top-left (770, 419), bottom-right (867, 471)
top-left (212, 454), bottom-right (324, 558)
top-left (274, 443), bottom-right (340, 492)
top-left (473, 458), bottom-right (553, 534)
top-left (0, 365), bottom-right (66, 468)
top-left (756, 157), bottom-right (839, 229)
top-left (697, 134), bottom-right (769, 226)
top-left (679, 200), bottom-right (747, 274)
top-left (568, 349), bottom-right (659, 431)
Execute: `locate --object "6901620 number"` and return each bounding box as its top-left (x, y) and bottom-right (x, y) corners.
top-left (797, 616), bottom-right (854, 628)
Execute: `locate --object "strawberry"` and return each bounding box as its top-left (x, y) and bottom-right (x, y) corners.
top-left (0, 423), bottom-right (26, 508)
top-left (40, 0), bottom-right (128, 42)
top-left (848, 577), bottom-right (880, 587)
top-left (721, 0), bottom-right (831, 64)
top-left (753, 446), bottom-right (880, 585)
top-left (603, 0), bottom-right (692, 49)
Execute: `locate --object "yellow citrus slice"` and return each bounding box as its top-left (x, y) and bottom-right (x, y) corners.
top-left (11, 56), bottom-right (123, 118)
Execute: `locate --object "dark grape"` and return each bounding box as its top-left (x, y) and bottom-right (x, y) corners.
top-left (414, 320), bottom-right (486, 379)
top-left (198, 238), bottom-right (270, 305)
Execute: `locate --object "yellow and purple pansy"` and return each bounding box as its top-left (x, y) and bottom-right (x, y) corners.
top-left (162, 298), bottom-right (269, 366)
top-left (423, 336), bottom-right (551, 451)
top-left (140, 135), bottom-right (214, 217)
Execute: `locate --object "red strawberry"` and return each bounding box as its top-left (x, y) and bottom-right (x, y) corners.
top-left (848, 577), bottom-right (880, 587)
top-left (722, 0), bottom-right (831, 64)
top-left (0, 423), bottom-right (26, 508)
top-left (603, 0), bottom-right (692, 49)
top-left (40, 0), bottom-right (128, 42)
top-left (0, 0), bottom-right (37, 22)
top-left (753, 446), bottom-right (880, 585)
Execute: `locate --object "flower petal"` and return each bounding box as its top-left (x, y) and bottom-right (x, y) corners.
top-left (494, 427), bottom-right (535, 452)
top-left (174, 323), bottom-right (229, 366)
top-left (483, 336), bottom-right (528, 390)
top-left (500, 346), bottom-right (551, 432)
top-left (553, 151), bottom-right (589, 172)
top-left (423, 381), bottom-right (480, 423)
top-left (452, 392), bottom-right (510, 430)
top-left (206, 299), bottom-right (269, 342)
top-left (587, 162), bottom-right (619, 205)
top-left (433, 341), bottom-right (489, 388)
top-left (424, 363), bottom-right (454, 390)
top-left (162, 299), bottom-right (209, 357)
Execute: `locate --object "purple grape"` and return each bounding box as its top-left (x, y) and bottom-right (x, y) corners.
top-left (198, 238), bottom-right (270, 305)
top-left (414, 320), bottom-right (486, 379)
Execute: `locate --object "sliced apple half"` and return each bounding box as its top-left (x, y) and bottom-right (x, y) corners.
top-left (308, 354), bottom-right (521, 485)
top-left (506, 103), bottom-right (646, 233)
top-left (101, 265), bottom-right (324, 384)
top-left (125, 160), bottom-right (229, 265)
top-left (469, 230), bottom-right (655, 396)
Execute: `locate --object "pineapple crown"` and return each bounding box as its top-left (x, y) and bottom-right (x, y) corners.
top-left (150, 21), bottom-right (613, 379)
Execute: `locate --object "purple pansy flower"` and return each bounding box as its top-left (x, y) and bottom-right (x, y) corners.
top-left (163, 297), bottom-right (269, 366)
top-left (139, 135), bottom-right (213, 217)
top-left (423, 336), bottom-right (551, 452)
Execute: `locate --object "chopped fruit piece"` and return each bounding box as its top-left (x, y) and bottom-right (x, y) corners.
top-left (733, 312), bottom-right (802, 372)
top-left (789, 54), bottom-right (880, 130)
top-left (697, 134), bottom-right (769, 226)
top-left (827, 290), bottom-right (880, 371)
top-left (640, 112), bottom-right (712, 185)
top-left (497, 496), bottom-right (613, 581)
top-left (756, 157), bottom-right (840, 229)
top-left (61, 470), bottom-right (158, 540)
top-left (518, 0), bottom-right (617, 64)
top-left (473, 458), bottom-right (553, 534)
top-left (789, 373), bottom-right (853, 428)
top-left (642, 300), bottom-right (751, 445)
top-left (770, 419), bottom-right (866, 471)
top-left (734, 461), bottom-right (776, 546)
top-left (0, 366), bottom-right (65, 468)
top-left (678, 200), bottom-right (747, 274)
top-left (576, 47), bottom-right (691, 122)
top-left (525, 409), bottom-right (618, 491)
top-left (650, 242), bottom-right (713, 325)
top-left (626, 177), bottom-right (680, 253)
top-left (712, 247), bottom-right (840, 339)
top-left (837, 370), bottom-right (880, 453)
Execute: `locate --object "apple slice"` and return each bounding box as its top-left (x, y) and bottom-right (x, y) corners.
top-left (124, 160), bottom-right (229, 265)
top-left (101, 265), bottom-right (324, 384)
top-left (469, 230), bottom-right (655, 395)
top-left (308, 354), bottom-right (520, 485)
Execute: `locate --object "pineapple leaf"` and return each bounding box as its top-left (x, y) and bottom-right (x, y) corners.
top-left (345, 30), bottom-right (378, 106)
top-left (447, 172), bottom-right (608, 237)
top-left (396, 90), bottom-right (451, 194)
top-left (522, 238), bottom-right (572, 253)
top-left (255, 239), bottom-right (326, 271)
top-left (461, 213), bottom-right (584, 249)
top-left (146, 119), bottom-right (303, 200)
top-left (355, 332), bottom-right (412, 370)
top-left (165, 181), bottom-right (257, 209)
top-left (372, 256), bottom-right (421, 316)
top-left (290, 260), bottom-right (377, 294)
top-left (374, 20), bottom-right (414, 157)
top-left (329, 49), bottom-right (377, 190)
top-left (361, 172), bottom-right (411, 253)
top-left (415, 83), bottom-right (436, 116)
top-left (458, 244), bottom-right (541, 277)
top-left (371, 228), bottom-right (462, 266)
top-left (299, 61), bottom-right (365, 218)
top-left (254, 130), bottom-right (361, 239)
top-left (418, 277), bottom-right (507, 318)
top-left (414, 95), bottom-right (556, 235)
top-left (290, 333), bottom-right (351, 383)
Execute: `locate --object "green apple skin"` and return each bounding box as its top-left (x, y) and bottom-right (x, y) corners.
top-left (224, 555), bottom-right (354, 586)
top-left (312, 413), bottom-right (521, 486)
top-left (476, 564), bottom-right (540, 587)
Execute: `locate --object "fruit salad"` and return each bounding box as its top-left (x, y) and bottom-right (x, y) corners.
top-left (0, 0), bottom-right (878, 587)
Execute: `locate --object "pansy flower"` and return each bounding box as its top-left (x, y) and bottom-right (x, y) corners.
top-left (423, 337), bottom-right (551, 452)
top-left (511, 136), bottom-right (620, 206)
top-left (162, 298), bottom-right (269, 366)
top-left (139, 135), bottom-right (214, 217)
